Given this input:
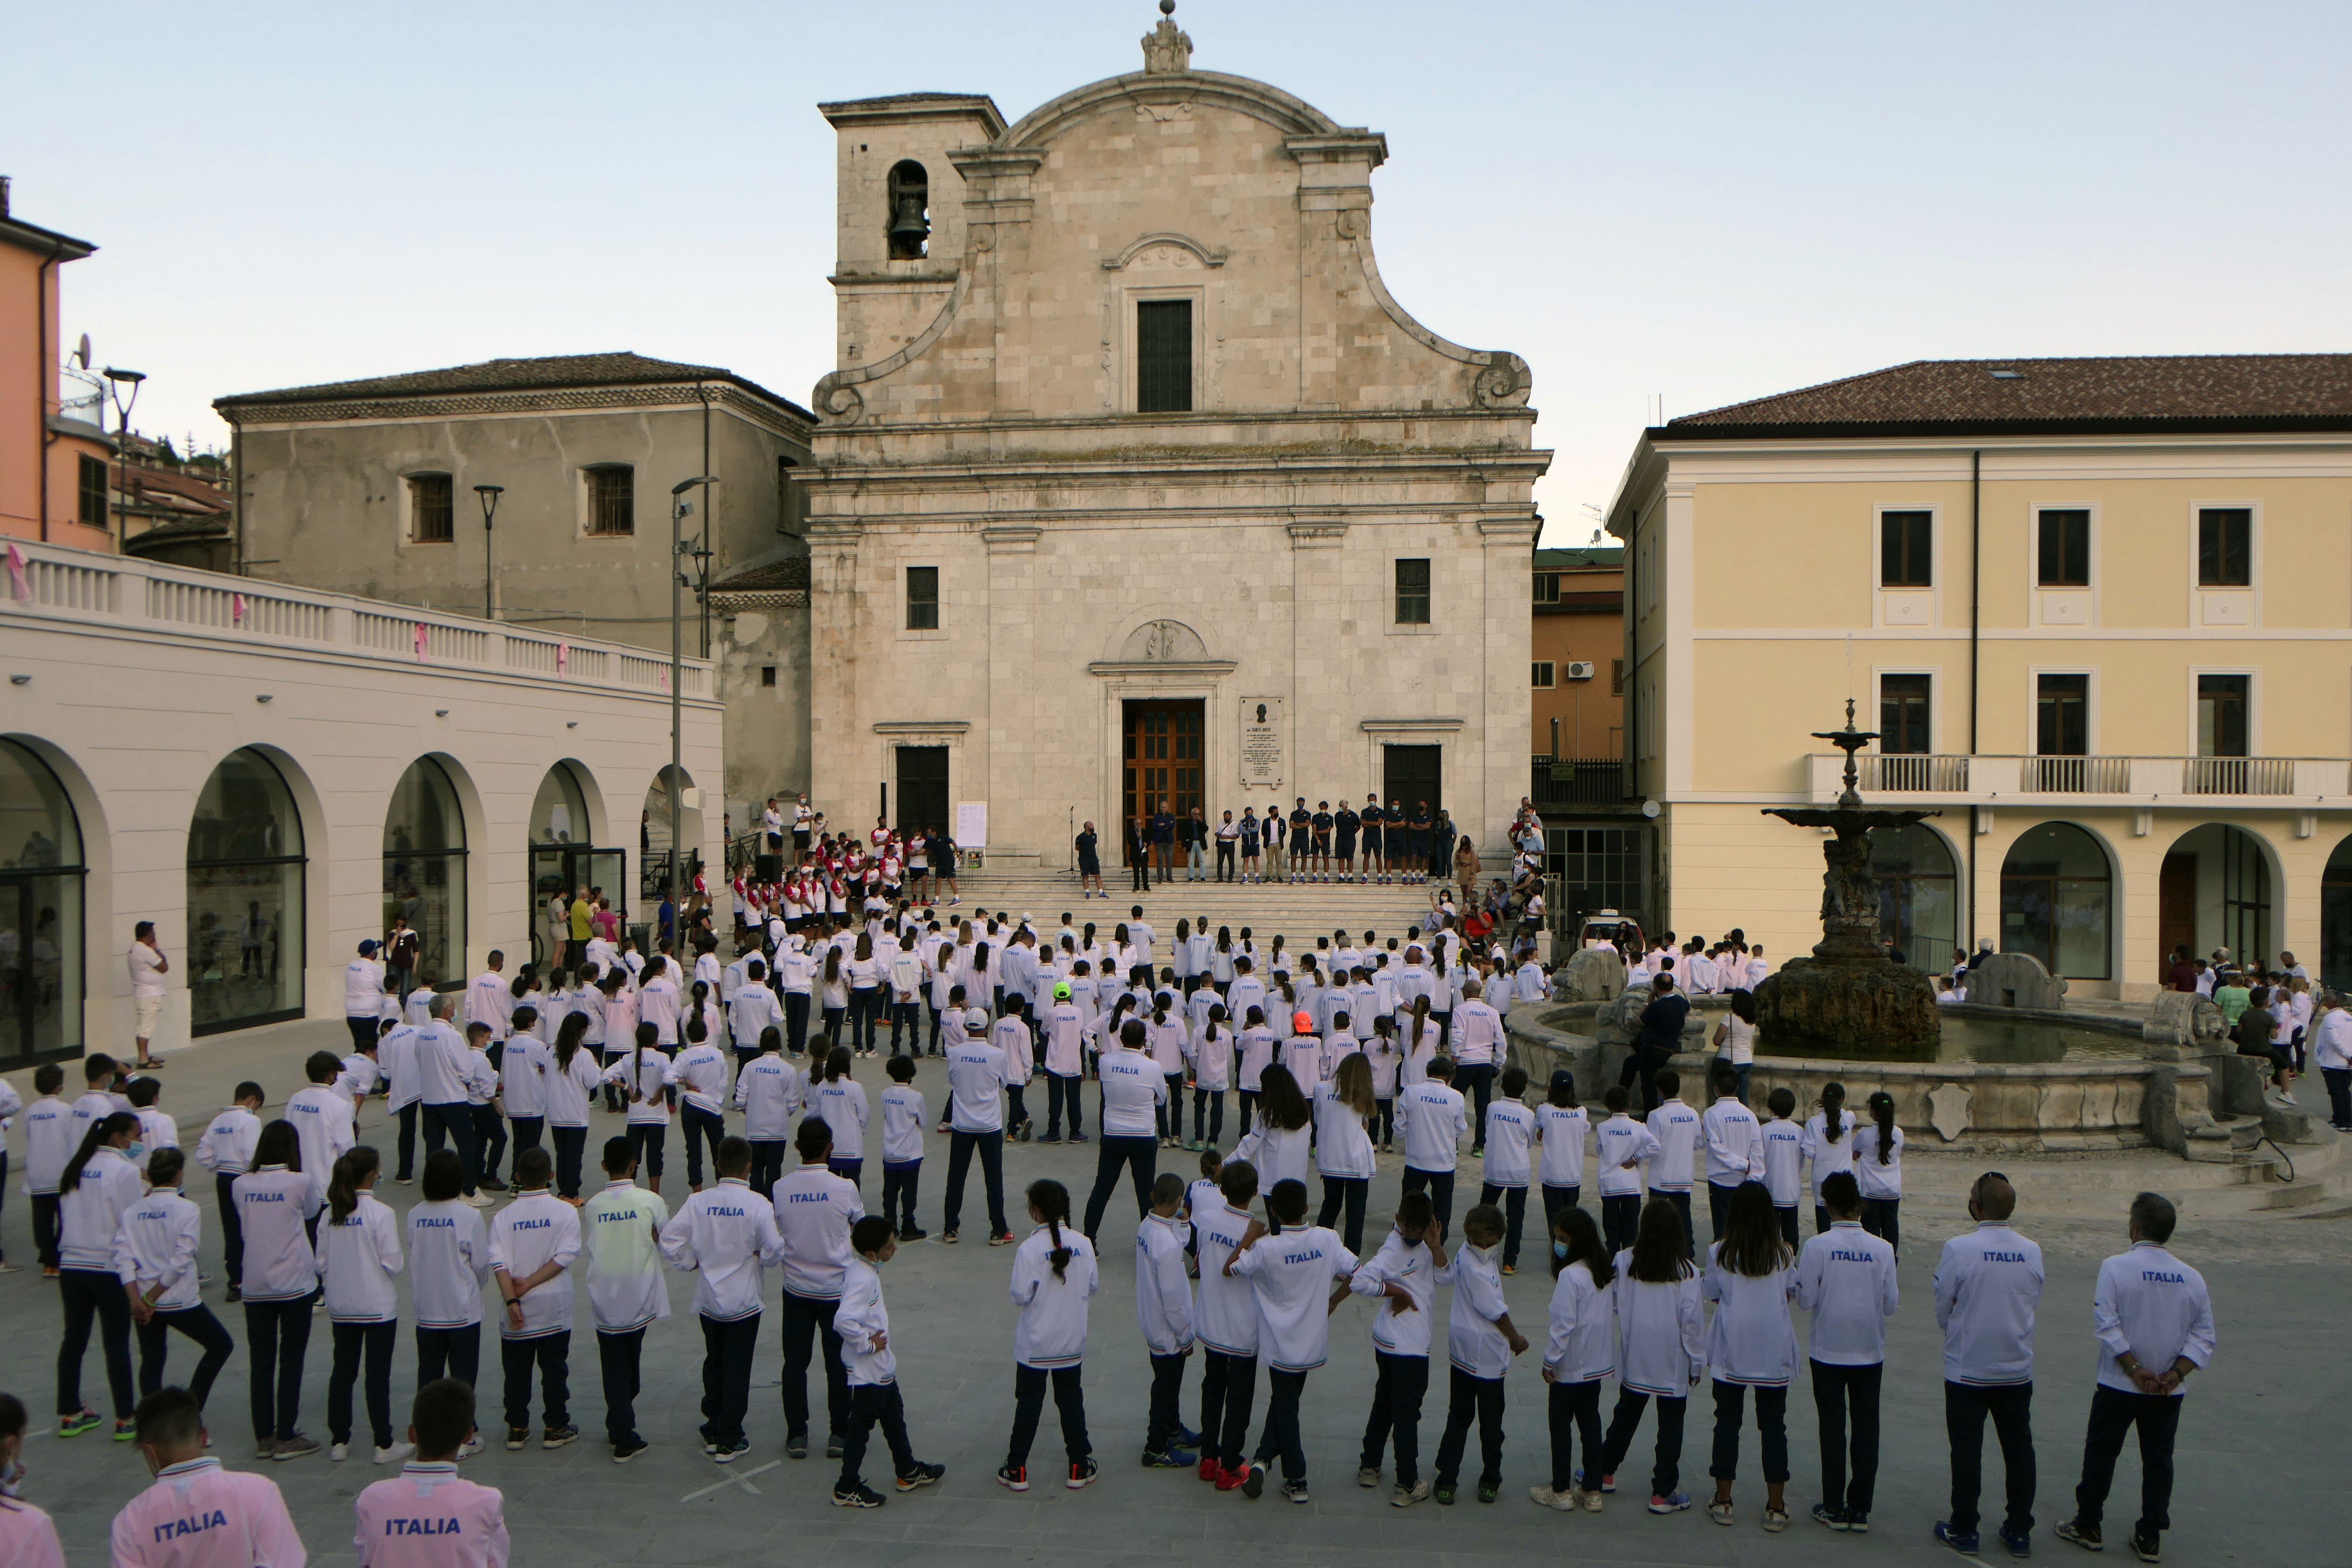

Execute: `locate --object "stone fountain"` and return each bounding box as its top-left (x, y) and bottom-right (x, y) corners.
top-left (1755, 703), bottom-right (1943, 1060)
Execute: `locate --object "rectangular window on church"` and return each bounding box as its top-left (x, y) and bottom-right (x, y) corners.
top-left (1395, 558), bottom-right (1430, 624)
top-left (1136, 299), bottom-right (1192, 413)
top-left (905, 566), bottom-right (939, 630)
top-left (585, 465), bottom-right (634, 536)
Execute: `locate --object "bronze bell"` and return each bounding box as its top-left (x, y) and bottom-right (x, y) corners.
top-left (889, 192), bottom-right (928, 249)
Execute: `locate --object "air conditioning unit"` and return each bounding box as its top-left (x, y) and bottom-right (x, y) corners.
top-left (1564, 661), bottom-right (1597, 681)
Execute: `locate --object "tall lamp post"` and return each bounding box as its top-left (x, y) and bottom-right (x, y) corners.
top-left (102, 368), bottom-right (145, 543)
top-left (668, 475), bottom-right (719, 925)
top-left (473, 485), bottom-right (504, 620)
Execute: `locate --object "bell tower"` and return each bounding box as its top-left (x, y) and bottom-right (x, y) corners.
top-left (818, 92), bottom-right (1006, 374)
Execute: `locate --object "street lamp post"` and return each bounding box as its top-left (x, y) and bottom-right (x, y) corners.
top-left (668, 476), bottom-right (719, 928)
top-left (473, 485), bottom-right (504, 620)
top-left (102, 368), bottom-right (146, 544)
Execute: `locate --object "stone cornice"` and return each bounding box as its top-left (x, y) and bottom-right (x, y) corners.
top-left (872, 720), bottom-right (973, 734)
top-left (981, 525), bottom-right (1041, 553)
top-left (1358, 717), bottom-right (1466, 732)
top-left (217, 381), bottom-right (814, 442)
top-left (1085, 659), bottom-right (1240, 678)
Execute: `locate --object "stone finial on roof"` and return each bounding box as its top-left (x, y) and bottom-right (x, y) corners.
top-left (1142, 0), bottom-right (1192, 74)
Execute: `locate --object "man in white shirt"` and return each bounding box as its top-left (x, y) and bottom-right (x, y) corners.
top-left (466, 952), bottom-right (510, 1045)
top-left (1397, 1060), bottom-right (1470, 1238)
top-left (775, 1118), bottom-right (866, 1460)
top-left (343, 939), bottom-right (388, 1056)
top-left (128, 921), bottom-right (169, 1070)
top-left (1793, 1171), bottom-right (1899, 1531)
top-left (660, 1135), bottom-right (784, 1462)
top-left (417, 996), bottom-right (493, 1207)
top-left (1126, 905), bottom-right (1157, 971)
top-left (1932, 1173), bottom-right (2045, 1559)
top-left (2055, 1193), bottom-right (2216, 1562)
top-left (943, 1009), bottom-right (1016, 1243)
top-left (580, 1137), bottom-right (668, 1462)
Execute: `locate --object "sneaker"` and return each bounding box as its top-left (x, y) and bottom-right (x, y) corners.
top-left (1358, 1466), bottom-right (1382, 1488)
top-left (2057, 1521), bottom-right (2104, 1553)
top-left (1580, 1486), bottom-right (1604, 1514)
top-left (941, 1230), bottom-right (959, 1244)
top-left (1069, 1133), bottom-right (1090, 1143)
top-left (1765, 1505), bottom-right (1791, 1533)
top-left (1282, 1479), bottom-right (1310, 1504)
top-left (456, 1436), bottom-right (484, 1460)
top-left (1199, 1455), bottom-right (1222, 1482)
top-left (542, 1425), bottom-right (579, 1450)
top-left (2003, 1525), bottom-right (2034, 1558)
top-left (1214, 1463), bottom-right (1246, 1491)
top-left (0, 1261), bottom-right (19, 1274)
top-left (329, 1442), bottom-right (352, 1463)
top-left (1142, 1447), bottom-right (1195, 1468)
top-left (998, 1464), bottom-right (1029, 1492)
top-left (826, 1433), bottom-right (845, 1459)
top-left (226, 1286), bottom-right (241, 1302)
top-left (1650, 1491), bottom-right (1692, 1514)
top-left (895, 1461), bottom-right (945, 1491)
top-left (273, 1433), bottom-right (321, 1461)
top-left (1813, 1502), bottom-right (1849, 1531)
top-left (1433, 1483), bottom-right (1457, 1505)
top-left (1574, 1467), bottom-right (1616, 1494)
top-left (832, 1482), bottom-right (888, 1509)
top-left (1477, 1482), bottom-right (1500, 1503)
top-left (1038, 1134), bottom-right (1063, 1145)
top-left (2129, 1530), bottom-right (2161, 1563)
top-left (506, 1427), bottom-right (530, 1452)
top-left (477, 1176), bottom-right (508, 1193)
top-left (1936, 1521), bottom-right (1981, 1556)
top-left (1242, 1461), bottom-right (1266, 1498)
top-left (1501, 1263), bottom-right (1518, 1275)
top-left (1529, 1485), bottom-right (1576, 1512)
top-left (1067, 1458), bottom-right (1098, 1489)
top-left (898, 1227), bottom-right (928, 1242)
top-left (1175, 1424), bottom-right (1201, 1448)
top-left (461, 1192), bottom-right (495, 1209)
top-left (989, 1231), bottom-right (1016, 1246)
top-left (786, 1431), bottom-right (809, 1459)
top-left (613, 1439), bottom-right (649, 1464)
top-left (714, 1440), bottom-right (749, 1463)
top-left (1848, 1511), bottom-right (1870, 1534)
top-left (56, 1410), bottom-right (102, 1439)
top-left (374, 1442), bottom-right (414, 1465)
top-left (1393, 1479), bottom-right (1431, 1507)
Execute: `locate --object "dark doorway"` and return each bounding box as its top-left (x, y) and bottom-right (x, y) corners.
top-left (1383, 744), bottom-right (1443, 825)
top-left (896, 746), bottom-right (949, 839)
top-left (2159, 852), bottom-right (2195, 983)
top-left (1123, 701), bottom-right (1203, 842)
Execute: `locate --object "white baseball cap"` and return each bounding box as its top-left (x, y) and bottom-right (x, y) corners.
top-left (964, 1007), bottom-right (991, 1032)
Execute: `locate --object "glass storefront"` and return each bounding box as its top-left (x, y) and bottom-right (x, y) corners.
top-left (187, 748), bottom-right (305, 1034)
top-left (0, 739), bottom-right (85, 1066)
top-left (2000, 821), bottom-right (2112, 980)
top-left (384, 758), bottom-right (465, 991)
top-left (1873, 821), bottom-right (1957, 972)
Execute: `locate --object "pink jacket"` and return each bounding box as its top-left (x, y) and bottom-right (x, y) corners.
top-left (353, 1464), bottom-right (509, 1568)
top-left (0, 1497), bottom-right (65, 1568)
top-left (110, 1458), bottom-right (306, 1568)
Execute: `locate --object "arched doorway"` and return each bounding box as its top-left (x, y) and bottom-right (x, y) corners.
top-left (529, 764), bottom-right (623, 968)
top-left (384, 758), bottom-right (466, 992)
top-left (2323, 835), bottom-right (2352, 992)
top-left (0, 738), bottom-right (86, 1065)
top-left (1998, 821), bottom-right (2112, 981)
top-left (643, 765), bottom-right (704, 906)
top-left (187, 747), bottom-right (306, 1033)
top-left (2157, 823), bottom-right (2275, 980)
top-left (1872, 821), bottom-right (1956, 972)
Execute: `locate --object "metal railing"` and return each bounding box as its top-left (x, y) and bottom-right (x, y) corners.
top-left (1808, 751), bottom-right (2344, 802)
top-left (1530, 756), bottom-right (1634, 807)
top-left (2022, 755), bottom-right (2133, 793)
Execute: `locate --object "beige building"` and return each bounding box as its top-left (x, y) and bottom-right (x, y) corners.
top-left (216, 353), bottom-right (816, 834)
top-left (1606, 354), bottom-right (2352, 999)
top-left (802, 15), bottom-right (1548, 862)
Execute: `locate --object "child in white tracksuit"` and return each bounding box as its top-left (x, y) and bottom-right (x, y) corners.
top-left (1000, 1179), bottom-right (1100, 1491)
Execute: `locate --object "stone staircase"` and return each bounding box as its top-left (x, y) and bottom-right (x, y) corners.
top-left (950, 866), bottom-right (1453, 955)
top-left (1899, 1132), bottom-right (2352, 1224)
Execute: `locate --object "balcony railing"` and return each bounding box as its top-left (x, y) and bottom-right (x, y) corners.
top-left (1810, 752), bottom-right (2347, 805)
top-left (0, 538), bottom-right (714, 700)
top-left (1531, 756), bottom-right (1635, 807)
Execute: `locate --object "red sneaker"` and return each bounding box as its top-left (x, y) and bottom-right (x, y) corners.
top-left (1214, 1463), bottom-right (1247, 1492)
top-left (1197, 1454), bottom-right (1221, 1482)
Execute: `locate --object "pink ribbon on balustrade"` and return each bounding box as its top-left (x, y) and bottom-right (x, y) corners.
top-left (413, 622), bottom-right (429, 662)
top-left (557, 640), bottom-right (570, 672)
top-left (658, 667), bottom-right (670, 692)
top-left (232, 592), bottom-right (248, 626)
top-left (5, 543), bottom-right (28, 603)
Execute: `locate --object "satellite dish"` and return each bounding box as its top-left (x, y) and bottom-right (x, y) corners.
top-left (74, 334), bottom-right (92, 369)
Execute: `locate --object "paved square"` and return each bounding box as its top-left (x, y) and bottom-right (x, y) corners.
top-left (3, 1017), bottom-right (2340, 1565)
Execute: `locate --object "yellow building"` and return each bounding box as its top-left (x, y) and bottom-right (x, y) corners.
top-left (1606, 355), bottom-right (2352, 1000)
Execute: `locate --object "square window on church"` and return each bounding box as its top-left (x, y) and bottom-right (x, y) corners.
top-left (407, 473), bottom-right (453, 544)
top-left (585, 465), bottom-right (635, 536)
top-left (1136, 299), bottom-right (1193, 413)
top-left (1531, 662), bottom-right (1555, 689)
top-left (1394, 558), bottom-right (1430, 625)
top-left (906, 566), bottom-right (939, 630)
top-left (760, 665), bottom-right (777, 687)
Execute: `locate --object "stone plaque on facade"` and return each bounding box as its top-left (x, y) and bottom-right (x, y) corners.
top-left (1240, 696), bottom-right (1283, 790)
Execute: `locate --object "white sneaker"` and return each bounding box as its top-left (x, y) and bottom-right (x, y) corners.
top-left (456, 1436), bottom-right (484, 1460)
top-left (461, 1191), bottom-right (495, 1208)
top-left (328, 1442), bottom-right (351, 1462)
top-left (374, 1441), bottom-right (415, 1465)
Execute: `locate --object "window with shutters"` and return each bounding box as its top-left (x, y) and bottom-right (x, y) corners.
top-left (1135, 300), bottom-right (1193, 413)
top-left (905, 567), bottom-right (939, 631)
top-left (407, 473), bottom-right (454, 544)
top-left (1880, 509), bottom-right (1933, 587)
top-left (78, 454), bottom-right (108, 527)
top-left (2037, 508), bottom-right (2091, 587)
top-left (584, 466), bottom-right (634, 536)
top-left (1394, 558), bottom-right (1430, 625)
top-left (2197, 508), bottom-right (2251, 586)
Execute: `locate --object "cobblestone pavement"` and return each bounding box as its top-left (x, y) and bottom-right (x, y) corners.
top-left (2, 1019), bottom-right (2337, 1565)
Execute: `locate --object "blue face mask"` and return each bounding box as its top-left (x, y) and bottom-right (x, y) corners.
top-left (1552, 1240), bottom-right (1569, 1260)
top-left (126, 1141), bottom-right (146, 1163)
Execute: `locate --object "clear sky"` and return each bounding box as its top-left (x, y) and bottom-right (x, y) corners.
top-left (8, 0), bottom-right (2349, 541)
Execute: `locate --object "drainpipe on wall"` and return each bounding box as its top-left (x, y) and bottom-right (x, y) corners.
top-left (1967, 448), bottom-right (1981, 947)
top-left (34, 241), bottom-right (62, 542)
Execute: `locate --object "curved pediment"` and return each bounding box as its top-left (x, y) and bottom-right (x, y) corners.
top-left (998, 67), bottom-right (1342, 149)
top-left (1118, 618), bottom-right (1210, 662)
top-left (1101, 233), bottom-right (1228, 272)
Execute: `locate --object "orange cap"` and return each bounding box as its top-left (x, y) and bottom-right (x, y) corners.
top-left (1292, 1010), bottom-right (1314, 1033)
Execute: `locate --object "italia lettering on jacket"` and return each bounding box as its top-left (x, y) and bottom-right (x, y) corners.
top-left (415, 1217), bottom-right (455, 1229)
top-left (2140, 1269), bottom-right (2187, 1283)
top-left (153, 1511), bottom-right (230, 1541)
top-left (788, 1192), bottom-right (830, 1204)
top-left (243, 1192), bottom-right (287, 1204)
top-left (1828, 1249), bottom-right (1874, 1263)
top-left (1981, 1250), bottom-right (2029, 1263)
top-left (1281, 1247), bottom-right (1325, 1266)
top-left (380, 1517), bottom-right (466, 1536)
top-left (512, 1218), bottom-right (551, 1231)
top-left (709, 1206), bottom-right (746, 1217)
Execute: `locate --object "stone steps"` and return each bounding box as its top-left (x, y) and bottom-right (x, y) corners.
top-left (1903, 1134), bottom-right (2351, 1221)
top-left (952, 870), bottom-right (1454, 955)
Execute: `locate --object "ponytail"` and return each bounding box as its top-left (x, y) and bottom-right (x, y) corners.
top-left (328, 1145), bottom-right (379, 1223)
top-left (1408, 995), bottom-right (1430, 1051)
top-left (61, 1111), bottom-right (137, 1192)
top-left (555, 1011), bottom-right (588, 1071)
top-left (1869, 1090), bottom-right (1897, 1164)
top-left (823, 948), bottom-right (841, 983)
top-left (633, 1022), bottom-right (656, 1102)
top-left (1029, 1179), bottom-right (1073, 1279)
top-left (1821, 1081), bottom-right (1848, 1144)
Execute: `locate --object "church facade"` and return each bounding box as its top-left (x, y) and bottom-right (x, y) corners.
top-left (802, 15), bottom-right (1550, 867)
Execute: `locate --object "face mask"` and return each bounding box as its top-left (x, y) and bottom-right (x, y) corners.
top-left (126, 1142), bottom-right (145, 1162)
top-left (1552, 1240), bottom-right (1569, 1261)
